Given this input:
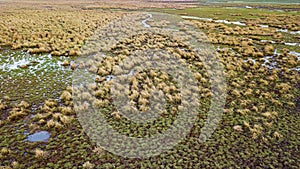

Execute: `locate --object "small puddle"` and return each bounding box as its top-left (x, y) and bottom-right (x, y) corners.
top-left (215, 20), bottom-right (246, 26)
top-left (284, 42), bottom-right (299, 46)
top-left (106, 75), bottom-right (115, 81)
top-left (276, 29), bottom-right (300, 35)
top-left (260, 24), bottom-right (269, 28)
top-left (289, 51), bottom-right (300, 59)
top-left (260, 40), bottom-right (276, 44)
top-left (243, 58), bottom-right (257, 64)
top-left (243, 49), bottom-right (277, 69)
top-left (26, 131), bottom-right (51, 142)
top-left (290, 31), bottom-right (300, 35)
top-left (243, 49), bottom-right (299, 71)
top-left (277, 29), bottom-right (289, 33)
top-left (262, 55), bottom-right (277, 69)
top-left (259, 40), bottom-right (300, 47)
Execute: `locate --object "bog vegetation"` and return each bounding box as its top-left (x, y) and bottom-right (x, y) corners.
top-left (0, 1), bottom-right (299, 169)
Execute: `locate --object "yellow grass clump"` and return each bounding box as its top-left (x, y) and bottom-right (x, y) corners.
top-left (0, 8), bottom-right (123, 56)
top-left (1, 147), bottom-right (10, 155)
top-left (264, 45), bottom-right (275, 55)
top-left (34, 149), bottom-right (48, 159)
top-left (60, 90), bottom-right (72, 101)
top-left (83, 161), bottom-right (95, 169)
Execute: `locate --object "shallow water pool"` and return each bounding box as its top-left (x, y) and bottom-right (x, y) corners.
top-left (0, 49), bottom-right (74, 104)
top-left (26, 131), bottom-right (51, 142)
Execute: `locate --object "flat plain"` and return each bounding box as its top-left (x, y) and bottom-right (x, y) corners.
top-left (0, 0), bottom-right (299, 168)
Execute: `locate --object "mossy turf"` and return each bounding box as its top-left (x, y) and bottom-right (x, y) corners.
top-left (159, 6), bottom-right (299, 20)
top-left (0, 49), bottom-right (74, 104)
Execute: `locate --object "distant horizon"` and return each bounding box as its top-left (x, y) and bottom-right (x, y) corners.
top-left (147, 0), bottom-right (300, 4)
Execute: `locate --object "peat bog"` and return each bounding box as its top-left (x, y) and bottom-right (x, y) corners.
top-left (0, 1), bottom-right (299, 168)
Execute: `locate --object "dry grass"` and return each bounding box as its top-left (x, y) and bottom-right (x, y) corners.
top-left (0, 1), bottom-right (299, 168)
top-left (34, 149), bottom-right (48, 159)
top-left (0, 6), bottom-right (123, 56)
top-left (0, 147), bottom-right (9, 155)
top-left (82, 161), bottom-right (95, 169)
top-left (7, 111), bottom-right (27, 121)
top-left (60, 91), bottom-right (72, 101)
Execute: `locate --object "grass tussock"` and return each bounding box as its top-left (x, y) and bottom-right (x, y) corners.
top-left (0, 9), bottom-right (122, 56)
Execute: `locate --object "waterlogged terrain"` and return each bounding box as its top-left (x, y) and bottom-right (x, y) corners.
top-left (0, 2), bottom-right (300, 169)
top-left (0, 49), bottom-right (74, 104)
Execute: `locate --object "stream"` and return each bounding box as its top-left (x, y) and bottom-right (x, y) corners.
top-left (142, 13), bottom-right (153, 28)
top-left (181, 15), bottom-right (300, 35)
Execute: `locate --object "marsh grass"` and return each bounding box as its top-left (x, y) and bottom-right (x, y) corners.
top-left (0, 9), bottom-right (122, 56)
top-left (0, 50), bottom-right (74, 104)
top-left (161, 6), bottom-right (299, 20)
top-left (0, 4), bottom-right (299, 169)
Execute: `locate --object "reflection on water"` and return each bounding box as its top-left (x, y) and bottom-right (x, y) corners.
top-left (0, 50), bottom-right (67, 73)
top-left (289, 51), bottom-right (300, 59)
top-left (142, 13), bottom-right (152, 28)
top-left (284, 42), bottom-right (300, 47)
top-left (181, 16), bottom-right (246, 26)
top-left (0, 49), bottom-right (74, 103)
top-left (260, 24), bottom-right (269, 28)
top-left (181, 16), bottom-right (213, 21)
top-left (26, 131), bottom-right (51, 142)
top-left (242, 49), bottom-right (300, 71)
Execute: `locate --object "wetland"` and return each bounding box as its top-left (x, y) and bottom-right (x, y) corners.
top-left (0, 0), bottom-right (299, 168)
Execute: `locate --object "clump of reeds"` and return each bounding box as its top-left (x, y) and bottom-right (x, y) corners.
top-left (60, 90), bottom-right (72, 101)
top-left (83, 161), bottom-right (95, 169)
top-left (1, 147), bottom-right (10, 155)
top-left (264, 44), bottom-right (274, 55)
top-left (0, 9), bottom-right (121, 56)
top-left (34, 149), bottom-right (48, 159)
top-left (7, 101), bottom-right (31, 121)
